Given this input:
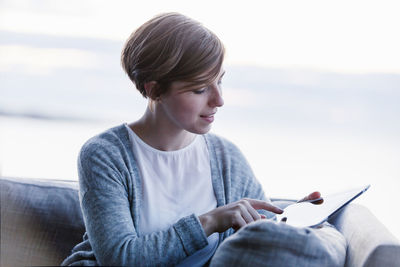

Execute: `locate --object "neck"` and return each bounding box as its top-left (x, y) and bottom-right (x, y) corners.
top-left (129, 107), bottom-right (196, 151)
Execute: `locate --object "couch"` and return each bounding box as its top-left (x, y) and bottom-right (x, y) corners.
top-left (1, 176), bottom-right (400, 266)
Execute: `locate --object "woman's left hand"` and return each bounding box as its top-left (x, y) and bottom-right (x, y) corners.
top-left (297, 191), bottom-right (324, 204)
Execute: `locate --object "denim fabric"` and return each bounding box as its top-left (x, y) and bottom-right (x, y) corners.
top-left (210, 220), bottom-right (347, 267)
top-left (62, 124), bottom-right (269, 266)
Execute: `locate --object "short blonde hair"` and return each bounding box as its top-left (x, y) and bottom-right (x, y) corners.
top-left (121, 12), bottom-right (225, 99)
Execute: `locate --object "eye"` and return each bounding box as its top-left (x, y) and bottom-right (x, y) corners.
top-left (193, 88), bottom-right (206, 94)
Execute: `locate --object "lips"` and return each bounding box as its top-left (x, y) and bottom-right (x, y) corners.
top-left (200, 111), bottom-right (216, 118)
top-left (201, 114), bottom-right (214, 118)
top-left (201, 110), bottom-right (217, 117)
top-left (200, 113), bottom-right (216, 123)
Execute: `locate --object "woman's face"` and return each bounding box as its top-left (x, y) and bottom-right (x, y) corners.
top-left (157, 69), bottom-right (225, 135)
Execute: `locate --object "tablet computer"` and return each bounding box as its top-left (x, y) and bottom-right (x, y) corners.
top-left (276, 184), bottom-right (370, 228)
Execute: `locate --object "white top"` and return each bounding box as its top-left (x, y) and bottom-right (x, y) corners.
top-left (125, 124), bottom-right (219, 266)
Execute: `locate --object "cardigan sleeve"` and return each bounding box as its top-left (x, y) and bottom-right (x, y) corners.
top-left (205, 134), bottom-right (276, 219)
top-left (227, 140), bottom-right (277, 219)
top-left (77, 138), bottom-right (208, 266)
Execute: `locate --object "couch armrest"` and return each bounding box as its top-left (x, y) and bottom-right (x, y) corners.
top-left (329, 204), bottom-right (400, 267)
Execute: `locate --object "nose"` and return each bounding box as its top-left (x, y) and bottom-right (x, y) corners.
top-left (208, 84), bottom-right (224, 108)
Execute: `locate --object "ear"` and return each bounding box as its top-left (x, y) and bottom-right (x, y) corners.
top-left (144, 81), bottom-right (159, 100)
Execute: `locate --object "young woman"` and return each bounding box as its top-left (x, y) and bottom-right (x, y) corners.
top-left (62, 12), bottom-right (321, 266)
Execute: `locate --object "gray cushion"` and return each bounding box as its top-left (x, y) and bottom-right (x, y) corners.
top-left (210, 220), bottom-right (346, 267)
top-left (329, 204), bottom-right (400, 267)
top-left (0, 177), bottom-right (85, 266)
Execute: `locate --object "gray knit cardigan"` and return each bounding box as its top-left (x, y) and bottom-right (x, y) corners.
top-left (62, 124), bottom-right (271, 266)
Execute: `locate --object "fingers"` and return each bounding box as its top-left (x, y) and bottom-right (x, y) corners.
top-left (244, 198), bottom-right (284, 214)
top-left (298, 191), bottom-right (324, 204)
top-left (232, 215), bottom-right (247, 231)
top-left (237, 202), bottom-right (255, 223)
top-left (240, 200), bottom-right (262, 221)
top-left (232, 200), bottom-right (263, 230)
top-left (298, 191), bottom-right (320, 202)
top-left (201, 198), bottom-right (282, 235)
top-left (311, 198), bottom-right (324, 204)
top-left (307, 191), bottom-right (321, 200)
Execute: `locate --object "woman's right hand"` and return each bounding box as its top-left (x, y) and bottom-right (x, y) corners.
top-left (198, 198), bottom-right (283, 236)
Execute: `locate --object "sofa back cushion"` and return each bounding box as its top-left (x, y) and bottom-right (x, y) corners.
top-left (1, 177), bottom-right (85, 266)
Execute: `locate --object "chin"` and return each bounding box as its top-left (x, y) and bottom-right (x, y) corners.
top-left (189, 125), bottom-right (212, 135)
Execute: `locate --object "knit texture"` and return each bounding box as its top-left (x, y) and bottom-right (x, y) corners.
top-left (62, 124), bottom-right (269, 266)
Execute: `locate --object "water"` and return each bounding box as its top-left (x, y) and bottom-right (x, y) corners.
top-left (1, 115), bottom-right (399, 241)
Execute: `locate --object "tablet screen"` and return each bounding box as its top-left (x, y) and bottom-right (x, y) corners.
top-left (276, 185), bottom-right (370, 228)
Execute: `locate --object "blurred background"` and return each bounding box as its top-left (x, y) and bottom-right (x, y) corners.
top-left (1, 0), bottom-right (399, 239)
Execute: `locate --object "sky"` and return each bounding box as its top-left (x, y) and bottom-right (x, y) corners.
top-left (1, 0), bottom-right (400, 74)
